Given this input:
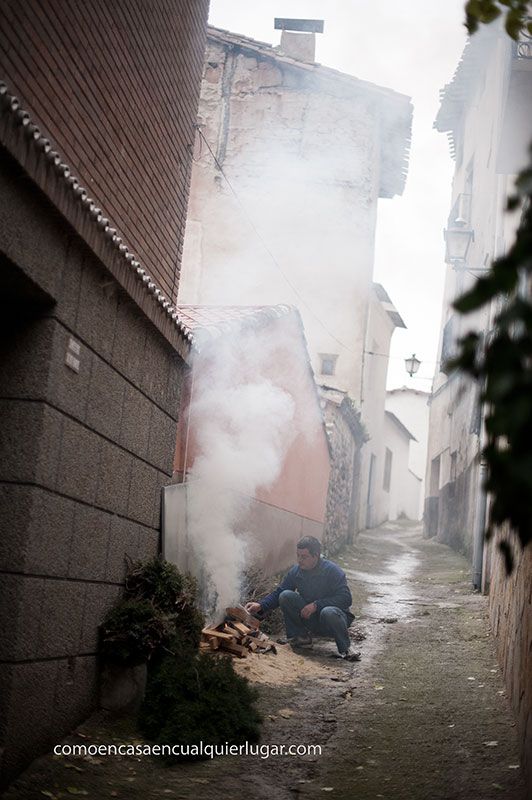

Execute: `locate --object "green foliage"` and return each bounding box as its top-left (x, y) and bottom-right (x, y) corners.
top-left (99, 600), bottom-right (172, 666)
top-left (464, 0), bottom-right (532, 39)
top-left (100, 558), bottom-right (205, 664)
top-left (100, 558), bottom-right (262, 758)
top-left (125, 558), bottom-right (185, 613)
top-left (139, 651), bottom-right (262, 762)
top-left (125, 557), bottom-right (205, 648)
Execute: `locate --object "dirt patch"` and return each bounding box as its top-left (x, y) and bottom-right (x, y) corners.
top-left (233, 641), bottom-right (334, 685)
top-left (4, 523), bottom-right (527, 800)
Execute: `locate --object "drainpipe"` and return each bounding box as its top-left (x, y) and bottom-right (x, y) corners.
top-left (182, 362), bottom-right (196, 483)
top-left (471, 448), bottom-right (487, 590)
top-left (472, 175), bottom-right (512, 591)
top-left (471, 332), bottom-right (490, 591)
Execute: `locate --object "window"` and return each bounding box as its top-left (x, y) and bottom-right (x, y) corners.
top-left (383, 447), bottom-right (392, 493)
top-left (450, 451), bottom-right (457, 482)
top-left (448, 452), bottom-right (457, 498)
top-left (430, 455), bottom-right (441, 496)
top-left (440, 315), bottom-right (456, 374)
top-left (319, 353), bottom-right (338, 376)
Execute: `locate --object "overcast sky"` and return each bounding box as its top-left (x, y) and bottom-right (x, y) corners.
top-left (208, 0), bottom-right (468, 391)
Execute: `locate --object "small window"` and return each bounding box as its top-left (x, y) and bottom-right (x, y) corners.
top-left (319, 353), bottom-right (338, 376)
top-left (430, 455), bottom-right (441, 496)
top-left (450, 451), bottom-right (457, 482)
top-left (383, 447), bottom-right (392, 493)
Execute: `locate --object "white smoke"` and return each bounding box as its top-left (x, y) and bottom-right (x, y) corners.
top-left (185, 322), bottom-right (299, 618)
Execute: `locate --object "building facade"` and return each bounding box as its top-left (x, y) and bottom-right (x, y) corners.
top-left (165, 305), bottom-right (331, 602)
top-left (426, 24), bottom-right (532, 787)
top-left (357, 284), bottom-right (407, 529)
top-left (0, 0), bottom-right (209, 784)
top-left (386, 386), bottom-right (429, 519)
top-left (179, 24), bottom-right (412, 539)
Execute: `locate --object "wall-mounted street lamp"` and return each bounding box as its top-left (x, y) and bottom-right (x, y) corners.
top-left (443, 226), bottom-right (490, 274)
top-left (405, 353), bottom-right (421, 377)
top-left (444, 226), bottom-right (474, 266)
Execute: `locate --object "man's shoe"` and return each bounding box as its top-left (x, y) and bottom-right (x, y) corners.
top-left (290, 634), bottom-right (313, 648)
top-left (339, 647), bottom-right (361, 662)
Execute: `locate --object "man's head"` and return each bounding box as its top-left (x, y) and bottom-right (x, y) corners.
top-left (296, 536), bottom-right (321, 570)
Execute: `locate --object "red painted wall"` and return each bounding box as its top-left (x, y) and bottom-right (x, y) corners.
top-left (174, 312), bottom-right (331, 524)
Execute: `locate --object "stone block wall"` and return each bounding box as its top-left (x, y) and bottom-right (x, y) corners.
top-left (424, 460), bottom-right (477, 558)
top-left (488, 537), bottom-right (532, 793)
top-left (323, 399), bottom-right (365, 553)
top-left (0, 152), bottom-right (185, 784)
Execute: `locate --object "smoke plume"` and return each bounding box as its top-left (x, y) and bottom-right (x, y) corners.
top-left (185, 321), bottom-right (299, 617)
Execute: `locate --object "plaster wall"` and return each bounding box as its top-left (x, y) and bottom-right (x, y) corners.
top-left (381, 415), bottom-right (420, 522)
top-left (385, 388), bottom-right (429, 517)
top-left (163, 483), bottom-right (323, 584)
top-left (358, 293), bottom-right (396, 529)
top-left (427, 32), bottom-right (519, 550)
top-left (430, 34), bottom-right (532, 783)
top-left (174, 312), bottom-right (331, 525)
top-left (180, 38), bottom-right (383, 402)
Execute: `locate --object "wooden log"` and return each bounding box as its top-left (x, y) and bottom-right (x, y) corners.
top-left (200, 637), bottom-right (219, 651)
top-left (220, 641), bottom-right (248, 658)
top-left (223, 624), bottom-right (244, 639)
top-left (202, 628), bottom-right (235, 641)
top-left (225, 607), bottom-right (260, 630)
top-left (232, 621), bottom-right (253, 636)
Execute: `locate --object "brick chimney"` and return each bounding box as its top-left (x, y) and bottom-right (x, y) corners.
top-left (274, 18), bottom-right (324, 64)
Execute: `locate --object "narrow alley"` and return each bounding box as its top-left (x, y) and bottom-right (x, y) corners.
top-left (4, 523), bottom-right (526, 800)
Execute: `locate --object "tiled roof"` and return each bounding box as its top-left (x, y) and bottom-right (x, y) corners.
top-left (0, 80), bottom-right (194, 361)
top-left (372, 283), bottom-right (406, 329)
top-left (387, 386), bottom-right (430, 397)
top-left (175, 304), bottom-right (293, 346)
top-left (207, 26), bottom-right (412, 199)
top-left (208, 25), bottom-right (404, 98)
top-left (434, 28), bottom-right (495, 158)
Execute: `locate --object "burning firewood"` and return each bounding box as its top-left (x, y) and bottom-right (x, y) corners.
top-left (200, 607), bottom-right (277, 658)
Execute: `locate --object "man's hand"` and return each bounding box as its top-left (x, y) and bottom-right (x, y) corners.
top-left (300, 602), bottom-right (317, 620)
top-left (245, 602), bottom-right (262, 615)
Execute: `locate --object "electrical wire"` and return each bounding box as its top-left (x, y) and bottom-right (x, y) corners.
top-left (197, 127), bottom-right (365, 356)
top-left (196, 127), bottom-right (439, 372)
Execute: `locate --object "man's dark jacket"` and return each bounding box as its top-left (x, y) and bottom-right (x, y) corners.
top-left (259, 558), bottom-right (354, 623)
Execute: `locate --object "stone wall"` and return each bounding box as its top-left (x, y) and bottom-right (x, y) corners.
top-left (180, 31), bottom-right (411, 402)
top-left (424, 459), bottom-right (477, 559)
top-left (323, 398), bottom-right (365, 554)
top-left (488, 536), bottom-right (532, 793)
top-left (0, 152), bottom-right (185, 784)
top-left (436, 460), bottom-right (477, 558)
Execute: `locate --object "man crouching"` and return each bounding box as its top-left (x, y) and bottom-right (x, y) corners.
top-left (245, 536), bottom-right (360, 661)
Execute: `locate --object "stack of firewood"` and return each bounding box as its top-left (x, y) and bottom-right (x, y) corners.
top-left (200, 606), bottom-right (277, 658)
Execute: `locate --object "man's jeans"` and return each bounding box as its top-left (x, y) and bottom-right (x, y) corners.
top-left (278, 589), bottom-right (351, 654)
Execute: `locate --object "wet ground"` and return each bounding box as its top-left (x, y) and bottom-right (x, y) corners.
top-left (4, 522), bottom-right (527, 799)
